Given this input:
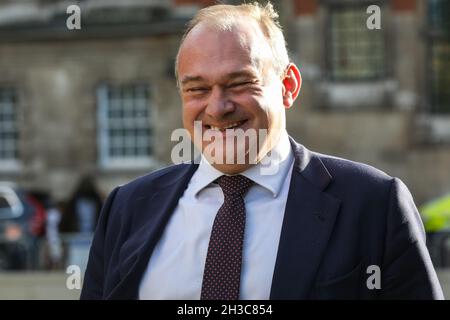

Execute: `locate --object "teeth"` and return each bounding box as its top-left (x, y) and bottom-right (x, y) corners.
top-left (210, 121), bottom-right (243, 131)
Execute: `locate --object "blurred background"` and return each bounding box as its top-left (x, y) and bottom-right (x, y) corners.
top-left (0, 0), bottom-right (449, 299)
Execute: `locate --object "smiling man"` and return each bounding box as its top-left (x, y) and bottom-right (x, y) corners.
top-left (81, 2), bottom-right (443, 300)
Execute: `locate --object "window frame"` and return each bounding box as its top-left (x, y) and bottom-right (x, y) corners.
top-left (96, 83), bottom-right (156, 170)
top-left (324, 0), bottom-right (389, 82)
top-left (0, 86), bottom-right (20, 171)
top-left (425, 0), bottom-right (450, 114)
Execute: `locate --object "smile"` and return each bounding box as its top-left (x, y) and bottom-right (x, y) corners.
top-left (206, 120), bottom-right (247, 131)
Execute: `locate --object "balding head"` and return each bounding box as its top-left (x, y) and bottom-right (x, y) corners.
top-left (175, 2), bottom-right (290, 87)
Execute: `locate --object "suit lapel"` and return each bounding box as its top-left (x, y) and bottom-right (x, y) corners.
top-left (107, 163), bottom-right (198, 299)
top-left (270, 139), bottom-right (341, 299)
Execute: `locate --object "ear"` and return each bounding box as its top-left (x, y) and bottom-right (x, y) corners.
top-left (282, 63), bottom-right (302, 109)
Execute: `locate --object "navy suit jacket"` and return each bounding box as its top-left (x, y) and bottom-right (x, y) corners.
top-left (81, 138), bottom-right (444, 299)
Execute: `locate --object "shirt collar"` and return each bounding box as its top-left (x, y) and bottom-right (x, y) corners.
top-left (191, 132), bottom-right (293, 198)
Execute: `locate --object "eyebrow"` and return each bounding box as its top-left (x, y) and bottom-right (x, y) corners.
top-left (180, 70), bottom-right (258, 86)
top-left (226, 70), bottom-right (258, 80)
top-left (180, 76), bottom-right (204, 86)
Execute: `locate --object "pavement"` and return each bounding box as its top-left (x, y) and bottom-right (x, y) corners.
top-left (0, 269), bottom-right (449, 299)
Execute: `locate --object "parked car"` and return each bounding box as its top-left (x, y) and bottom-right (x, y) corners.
top-left (0, 183), bottom-right (45, 270)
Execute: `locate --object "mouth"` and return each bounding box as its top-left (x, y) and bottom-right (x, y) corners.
top-left (205, 120), bottom-right (248, 132)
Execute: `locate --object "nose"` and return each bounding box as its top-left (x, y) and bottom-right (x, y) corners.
top-left (205, 86), bottom-right (235, 120)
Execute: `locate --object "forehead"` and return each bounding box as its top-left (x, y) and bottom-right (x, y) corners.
top-left (177, 21), bottom-right (270, 82)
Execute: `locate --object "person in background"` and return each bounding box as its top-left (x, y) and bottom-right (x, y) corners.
top-left (45, 200), bottom-right (63, 269)
top-left (59, 176), bottom-right (103, 234)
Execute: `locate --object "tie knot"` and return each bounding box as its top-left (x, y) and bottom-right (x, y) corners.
top-left (216, 175), bottom-right (253, 197)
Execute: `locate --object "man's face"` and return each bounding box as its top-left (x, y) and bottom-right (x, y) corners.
top-left (177, 21), bottom-right (287, 174)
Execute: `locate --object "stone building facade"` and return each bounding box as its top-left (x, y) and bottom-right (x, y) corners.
top-left (0, 0), bottom-right (448, 205)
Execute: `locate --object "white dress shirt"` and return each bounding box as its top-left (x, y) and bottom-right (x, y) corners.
top-left (139, 133), bottom-right (294, 299)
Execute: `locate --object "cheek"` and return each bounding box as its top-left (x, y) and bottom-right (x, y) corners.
top-left (182, 100), bottom-right (201, 124)
top-left (247, 95), bottom-right (274, 120)
top-left (252, 97), bottom-right (284, 130)
top-left (182, 109), bottom-right (190, 129)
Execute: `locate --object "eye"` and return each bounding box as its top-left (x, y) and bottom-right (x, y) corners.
top-left (229, 81), bottom-right (253, 88)
top-left (186, 87), bottom-right (209, 93)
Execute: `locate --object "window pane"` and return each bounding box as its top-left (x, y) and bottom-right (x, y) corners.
top-left (0, 196), bottom-right (11, 209)
top-left (429, 0), bottom-right (450, 34)
top-left (329, 6), bottom-right (385, 80)
top-left (430, 41), bottom-right (450, 113)
top-left (0, 88), bottom-right (19, 161)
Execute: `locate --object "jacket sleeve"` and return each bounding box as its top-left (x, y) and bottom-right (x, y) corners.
top-left (380, 178), bottom-right (444, 299)
top-left (80, 186), bottom-right (120, 300)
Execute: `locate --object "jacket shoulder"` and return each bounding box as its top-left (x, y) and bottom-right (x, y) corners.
top-left (315, 152), bottom-right (393, 186)
top-left (114, 163), bottom-right (194, 198)
top-left (311, 151), bottom-right (398, 203)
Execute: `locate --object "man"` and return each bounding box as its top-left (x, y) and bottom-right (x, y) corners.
top-left (81, 3), bottom-right (444, 299)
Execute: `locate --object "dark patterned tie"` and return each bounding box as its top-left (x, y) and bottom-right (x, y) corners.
top-left (200, 175), bottom-right (254, 300)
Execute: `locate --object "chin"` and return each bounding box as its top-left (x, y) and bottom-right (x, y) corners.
top-left (212, 163), bottom-right (254, 175)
